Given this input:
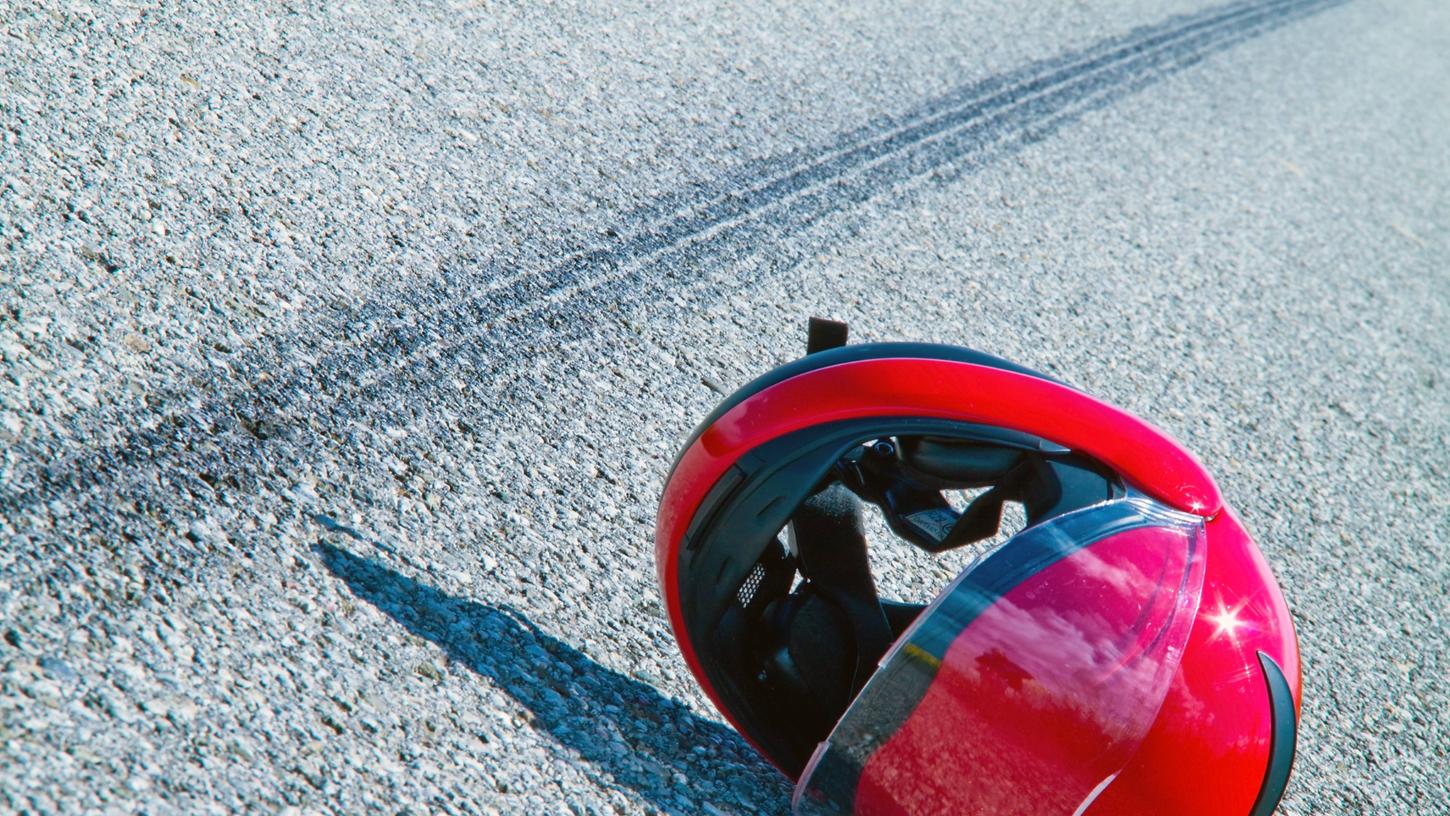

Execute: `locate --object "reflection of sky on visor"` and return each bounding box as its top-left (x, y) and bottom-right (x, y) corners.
top-left (949, 524), bottom-right (1203, 741)
top-left (962, 592), bottom-right (1173, 740)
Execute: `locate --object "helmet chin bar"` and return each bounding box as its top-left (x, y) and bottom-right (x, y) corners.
top-left (676, 418), bottom-right (1123, 776)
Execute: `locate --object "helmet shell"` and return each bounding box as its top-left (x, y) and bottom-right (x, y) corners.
top-left (656, 344), bottom-right (1300, 815)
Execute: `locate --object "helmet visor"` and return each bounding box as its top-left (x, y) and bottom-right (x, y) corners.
top-left (794, 498), bottom-right (1206, 815)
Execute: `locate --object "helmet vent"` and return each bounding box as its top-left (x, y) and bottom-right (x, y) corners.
top-left (737, 562), bottom-right (767, 608)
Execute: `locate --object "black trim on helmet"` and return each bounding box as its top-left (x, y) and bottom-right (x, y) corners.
top-left (668, 343), bottom-right (1064, 476)
top-left (1249, 651), bottom-right (1298, 816)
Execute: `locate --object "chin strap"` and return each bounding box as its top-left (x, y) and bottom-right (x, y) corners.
top-left (790, 484), bottom-right (894, 695)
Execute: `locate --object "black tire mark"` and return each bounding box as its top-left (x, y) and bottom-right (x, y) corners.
top-left (3, 0), bottom-right (1345, 524)
top-left (327, 0), bottom-right (1343, 399)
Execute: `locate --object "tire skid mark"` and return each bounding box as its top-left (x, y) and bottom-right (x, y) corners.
top-left (3, 0), bottom-right (1345, 521)
top-left (428, 0), bottom-right (1315, 323)
top-left (325, 0), bottom-right (1344, 400)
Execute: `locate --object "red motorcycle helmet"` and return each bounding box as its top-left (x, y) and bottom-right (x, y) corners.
top-left (655, 322), bottom-right (1301, 815)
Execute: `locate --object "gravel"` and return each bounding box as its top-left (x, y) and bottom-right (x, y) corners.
top-left (2, 0), bottom-right (1447, 813)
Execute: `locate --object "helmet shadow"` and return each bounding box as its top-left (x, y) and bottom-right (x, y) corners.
top-left (316, 542), bottom-right (788, 814)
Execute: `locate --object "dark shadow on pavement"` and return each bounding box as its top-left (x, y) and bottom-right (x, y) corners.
top-left (317, 543), bottom-right (789, 815)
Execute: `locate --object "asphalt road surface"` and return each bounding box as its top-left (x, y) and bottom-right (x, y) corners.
top-left (2, 0), bottom-right (1447, 813)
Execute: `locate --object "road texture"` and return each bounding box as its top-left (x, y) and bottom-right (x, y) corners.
top-left (2, 0), bottom-right (1447, 812)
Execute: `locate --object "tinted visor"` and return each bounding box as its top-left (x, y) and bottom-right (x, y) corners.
top-left (795, 498), bottom-right (1205, 815)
